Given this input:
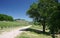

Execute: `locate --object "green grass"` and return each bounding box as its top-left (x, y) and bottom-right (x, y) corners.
top-left (16, 25), bottom-right (52, 38)
top-left (0, 21), bottom-right (28, 28)
top-left (30, 25), bottom-right (49, 32)
top-left (16, 31), bottom-right (52, 38)
top-left (0, 21), bottom-right (29, 34)
top-left (30, 25), bottom-right (43, 30)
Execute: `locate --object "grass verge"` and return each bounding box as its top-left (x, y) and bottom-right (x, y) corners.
top-left (16, 25), bottom-right (52, 38)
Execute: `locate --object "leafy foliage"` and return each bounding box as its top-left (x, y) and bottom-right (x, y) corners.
top-left (27, 0), bottom-right (60, 38)
top-left (0, 14), bottom-right (13, 21)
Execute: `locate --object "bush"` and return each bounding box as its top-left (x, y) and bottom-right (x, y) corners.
top-left (0, 14), bottom-right (13, 21)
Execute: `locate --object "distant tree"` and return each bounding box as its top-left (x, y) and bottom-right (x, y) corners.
top-left (0, 14), bottom-right (13, 21)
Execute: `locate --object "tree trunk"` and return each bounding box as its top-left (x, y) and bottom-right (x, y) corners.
top-left (42, 18), bottom-right (45, 33)
top-left (52, 29), bottom-right (55, 38)
top-left (43, 23), bottom-right (45, 33)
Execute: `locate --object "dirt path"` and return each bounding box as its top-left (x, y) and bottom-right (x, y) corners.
top-left (0, 25), bottom-right (32, 38)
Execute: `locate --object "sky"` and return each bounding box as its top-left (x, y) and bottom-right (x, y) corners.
top-left (0, 0), bottom-right (37, 21)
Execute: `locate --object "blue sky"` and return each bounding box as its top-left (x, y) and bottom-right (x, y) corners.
top-left (0, 0), bottom-right (37, 21)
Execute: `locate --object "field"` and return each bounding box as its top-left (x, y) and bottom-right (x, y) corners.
top-left (0, 21), bottom-right (60, 38)
top-left (16, 25), bottom-right (52, 38)
top-left (0, 21), bottom-right (29, 34)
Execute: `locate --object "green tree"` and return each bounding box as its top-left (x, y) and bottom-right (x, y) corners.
top-left (27, 3), bottom-right (41, 24)
top-left (38, 0), bottom-right (58, 33)
top-left (27, 0), bottom-right (50, 33)
top-left (47, 0), bottom-right (60, 38)
top-left (27, 0), bottom-right (59, 37)
top-left (0, 14), bottom-right (14, 21)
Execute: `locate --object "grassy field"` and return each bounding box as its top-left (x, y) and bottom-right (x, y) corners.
top-left (16, 31), bottom-right (52, 38)
top-left (0, 21), bottom-right (27, 29)
top-left (16, 25), bottom-right (52, 38)
top-left (0, 21), bottom-right (29, 34)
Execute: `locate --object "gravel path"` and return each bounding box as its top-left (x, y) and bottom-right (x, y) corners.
top-left (0, 25), bottom-right (32, 38)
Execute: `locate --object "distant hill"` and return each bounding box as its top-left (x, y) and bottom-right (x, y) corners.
top-left (15, 19), bottom-right (33, 25)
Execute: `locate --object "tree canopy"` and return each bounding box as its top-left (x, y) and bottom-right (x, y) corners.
top-left (27, 0), bottom-right (60, 38)
top-left (0, 14), bottom-right (13, 21)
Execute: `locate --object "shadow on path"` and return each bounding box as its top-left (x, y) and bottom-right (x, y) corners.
top-left (19, 28), bottom-right (50, 36)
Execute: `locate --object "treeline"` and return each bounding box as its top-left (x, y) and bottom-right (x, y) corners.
top-left (27, 0), bottom-right (60, 38)
top-left (0, 14), bottom-right (13, 21)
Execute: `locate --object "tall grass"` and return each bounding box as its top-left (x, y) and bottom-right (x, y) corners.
top-left (0, 21), bottom-right (29, 34)
top-left (0, 21), bottom-right (19, 29)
